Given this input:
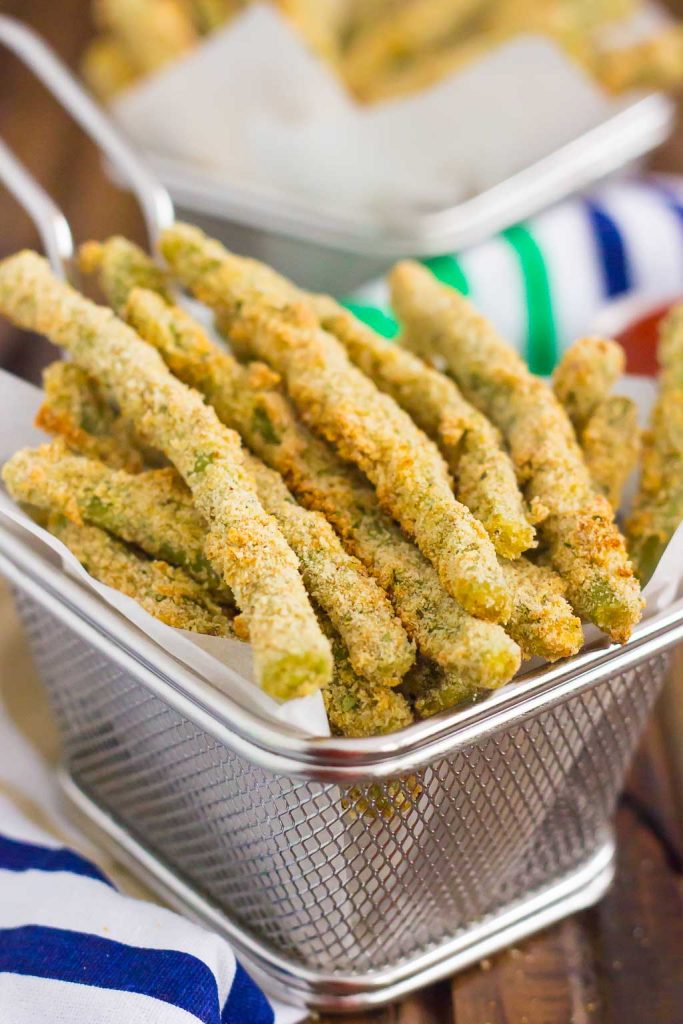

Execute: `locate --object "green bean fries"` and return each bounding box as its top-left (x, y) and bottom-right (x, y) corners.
top-left (0, 227), bottom-right (653, 737)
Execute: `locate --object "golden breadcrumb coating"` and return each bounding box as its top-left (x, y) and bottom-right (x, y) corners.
top-left (83, 236), bottom-right (522, 690)
top-left (627, 305), bottom-right (683, 583)
top-left (94, 0), bottom-right (197, 74)
top-left (341, 0), bottom-right (483, 97)
top-left (355, 0), bottom-right (631, 104)
top-left (79, 238), bottom-right (171, 317)
top-left (126, 245), bottom-right (563, 661)
top-left (390, 260), bottom-right (642, 644)
top-left (30, 356), bottom-right (413, 687)
top-left (36, 362), bottom-right (149, 473)
top-left (658, 303), bottom-right (683, 391)
top-left (498, 557), bottom-right (583, 661)
top-left (183, 0), bottom-right (237, 34)
top-left (160, 223), bottom-right (511, 625)
top-left (553, 336), bottom-right (625, 431)
top-left (34, 431), bottom-right (412, 731)
top-left (276, 0), bottom-right (349, 60)
top-left (47, 514), bottom-right (234, 636)
top-left (3, 441), bottom-right (233, 602)
top-left (86, 235), bottom-right (576, 667)
top-left (243, 451), bottom-right (415, 685)
top-left (81, 35), bottom-right (140, 100)
top-left (400, 658), bottom-right (480, 719)
top-left (313, 295), bottom-right (535, 559)
top-left (319, 615), bottom-right (414, 736)
top-left (553, 337), bottom-right (640, 508)
top-left (595, 25), bottom-right (683, 93)
top-left (627, 390), bottom-right (683, 582)
top-left (359, 0), bottom-right (646, 102)
top-left (357, 35), bottom-right (490, 102)
top-left (119, 289), bottom-right (415, 686)
top-left (581, 396), bottom-right (640, 510)
top-left (0, 251), bottom-right (331, 699)
top-left (82, 0), bottom-right (680, 107)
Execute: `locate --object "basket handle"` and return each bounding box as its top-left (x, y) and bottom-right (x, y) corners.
top-left (0, 15), bottom-right (174, 261)
top-left (0, 134), bottom-right (74, 277)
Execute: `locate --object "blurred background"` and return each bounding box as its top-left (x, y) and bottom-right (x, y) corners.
top-left (3, 0), bottom-right (683, 383)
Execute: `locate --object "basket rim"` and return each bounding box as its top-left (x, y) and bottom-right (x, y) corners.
top-left (3, 519), bottom-right (682, 781)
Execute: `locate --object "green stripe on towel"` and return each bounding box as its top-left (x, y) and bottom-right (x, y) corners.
top-left (342, 301), bottom-right (399, 339)
top-left (422, 254), bottom-right (470, 295)
top-left (503, 224), bottom-right (558, 375)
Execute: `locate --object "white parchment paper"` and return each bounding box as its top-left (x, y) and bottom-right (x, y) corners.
top-left (0, 369), bottom-right (329, 737)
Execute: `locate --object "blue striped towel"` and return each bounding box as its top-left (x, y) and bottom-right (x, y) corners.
top-left (0, 796), bottom-right (302, 1023)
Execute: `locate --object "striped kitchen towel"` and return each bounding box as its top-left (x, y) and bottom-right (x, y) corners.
top-left (347, 174), bottom-right (683, 374)
top-left (0, 796), bottom-right (302, 1024)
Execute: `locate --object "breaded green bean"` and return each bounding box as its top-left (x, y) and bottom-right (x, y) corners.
top-left (627, 390), bottom-right (683, 583)
top-left (658, 303), bottom-right (683, 390)
top-left (80, 239), bottom-right (171, 319)
top-left (0, 252), bottom-right (332, 699)
top-left (96, 237), bottom-right (574, 664)
top-left (82, 237), bottom-right (522, 689)
top-left (161, 224), bottom-right (511, 625)
top-left (2, 441), bottom-right (232, 602)
top-left (81, 35), bottom-right (140, 101)
top-left (184, 0), bottom-right (236, 33)
top-left (344, 0), bottom-right (636, 102)
top-left (563, 0), bottom-right (636, 28)
top-left (94, 0), bottom-right (197, 74)
top-left (391, 261), bottom-right (643, 643)
top-left (32, 357), bottom-right (412, 686)
top-left (400, 658), bottom-right (480, 719)
top-left (627, 305), bottom-right (683, 582)
top-left (581, 396), bottom-right (640, 510)
top-left (498, 557), bottom-right (583, 662)
top-left (401, 555), bottom-right (583, 702)
top-left (46, 514), bottom-right (234, 636)
top-left (348, 0), bottom-right (628, 102)
top-left (313, 296), bottom-right (535, 559)
top-left (553, 336), bottom-right (625, 431)
top-left (345, 0), bottom-right (397, 39)
top-left (276, 0), bottom-right (349, 60)
top-left (36, 362), bottom-right (148, 473)
top-left (243, 452), bottom-right (415, 685)
top-left (552, 337), bottom-right (639, 508)
top-left (594, 25), bottom-right (683, 93)
top-left (483, 0), bottom-right (606, 64)
top-left (80, 254), bottom-right (417, 684)
top-left (37, 361), bottom-right (166, 472)
top-left (359, 34), bottom-right (489, 103)
top-left (319, 616), bottom-right (413, 736)
top-left (341, 0), bottom-right (485, 97)
top-left (123, 287), bottom-right (514, 683)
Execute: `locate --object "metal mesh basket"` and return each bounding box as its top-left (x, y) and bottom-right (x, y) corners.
top-left (5, 535), bottom-right (680, 1011)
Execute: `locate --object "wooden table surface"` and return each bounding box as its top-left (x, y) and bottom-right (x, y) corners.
top-left (0, 2), bottom-right (682, 1021)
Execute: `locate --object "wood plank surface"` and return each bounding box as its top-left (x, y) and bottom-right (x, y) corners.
top-left (0, 2), bottom-right (681, 1021)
